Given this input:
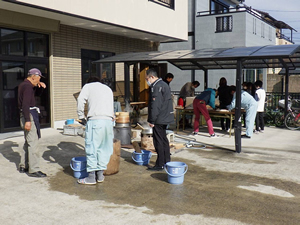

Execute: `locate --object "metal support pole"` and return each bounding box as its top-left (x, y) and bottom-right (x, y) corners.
top-left (204, 70), bottom-right (208, 89)
top-left (235, 60), bottom-right (242, 153)
top-left (191, 70), bottom-right (195, 82)
top-left (124, 63), bottom-right (130, 109)
top-left (284, 68), bottom-right (289, 116)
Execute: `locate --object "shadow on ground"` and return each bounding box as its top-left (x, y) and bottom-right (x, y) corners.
top-left (47, 146), bottom-right (300, 225)
top-left (0, 141), bottom-right (20, 170)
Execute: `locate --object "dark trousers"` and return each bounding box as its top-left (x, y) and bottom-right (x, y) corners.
top-left (255, 112), bottom-right (265, 131)
top-left (153, 124), bottom-right (170, 167)
top-left (220, 118), bottom-right (230, 130)
top-left (243, 113), bottom-right (246, 127)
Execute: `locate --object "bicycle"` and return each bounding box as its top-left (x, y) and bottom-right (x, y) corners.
top-left (264, 94), bottom-right (288, 127)
top-left (274, 98), bottom-right (291, 128)
top-left (284, 99), bottom-right (300, 130)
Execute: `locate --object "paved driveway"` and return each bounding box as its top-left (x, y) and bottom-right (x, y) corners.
top-left (0, 127), bottom-right (299, 224)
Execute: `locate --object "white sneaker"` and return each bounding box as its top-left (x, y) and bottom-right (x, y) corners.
top-left (259, 130), bottom-right (264, 133)
top-left (210, 134), bottom-right (219, 138)
top-left (254, 130), bottom-right (259, 134)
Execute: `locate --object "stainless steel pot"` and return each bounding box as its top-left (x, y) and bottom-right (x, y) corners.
top-left (114, 122), bottom-right (130, 128)
top-left (137, 122), bottom-right (153, 135)
top-left (141, 128), bottom-right (153, 135)
top-left (113, 126), bottom-right (131, 145)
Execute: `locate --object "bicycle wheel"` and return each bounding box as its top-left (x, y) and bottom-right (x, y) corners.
top-left (274, 112), bottom-right (285, 128)
top-left (284, 112), bottom-right (300, 130)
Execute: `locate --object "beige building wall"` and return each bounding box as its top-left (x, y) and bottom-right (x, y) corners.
top-left (52, 24), bottom-right (157, 123)
top-left (267, 74), bottom-right (300, 93)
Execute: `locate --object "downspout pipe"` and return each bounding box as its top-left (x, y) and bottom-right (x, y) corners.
top-left (191, 0), bottom-right (196, 82)
top-left (284, 68), bottom-right (289, 116)
top-left (124, 62), bottom-right (130, 109)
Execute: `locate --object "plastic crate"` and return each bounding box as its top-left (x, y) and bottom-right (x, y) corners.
top-left (63, 124), bottom-right (84, 136)
top-left (166, 130), bottom-right (174, 143)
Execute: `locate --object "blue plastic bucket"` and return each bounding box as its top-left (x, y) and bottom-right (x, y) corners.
top-left (132, 150), bottom-right (152, 166)
top-left (164, 161), bottom-right (188, 185)
top-left (70, 156), bottom-right (88, 179)
top-left (66, 119), bottom-right (74, 125)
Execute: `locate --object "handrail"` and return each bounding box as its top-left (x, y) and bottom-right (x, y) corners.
top-left (276, 33), bottom-right (294, 44)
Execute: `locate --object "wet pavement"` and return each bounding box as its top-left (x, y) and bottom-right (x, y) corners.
top-left (0, 125), bottom-right (299, 224)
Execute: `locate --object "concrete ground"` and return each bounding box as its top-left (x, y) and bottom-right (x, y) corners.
top-left (0, 124), bottom-right (299, 225)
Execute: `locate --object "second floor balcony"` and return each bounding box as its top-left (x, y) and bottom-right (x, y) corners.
top-left (197, 5), bottom-right (296, 44)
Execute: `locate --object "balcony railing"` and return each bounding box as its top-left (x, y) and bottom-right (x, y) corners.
top-left (149, 0), bottom-right (174, 9)
top-left (198, 6), bottom-right (264, 19)
top-left (276, 32), bottom-right (294, 44)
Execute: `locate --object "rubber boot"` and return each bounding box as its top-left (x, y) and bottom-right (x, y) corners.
top-left (96, 170), bottom-right (105, 183)
top-left (77, 171), bottom-right (96, 185)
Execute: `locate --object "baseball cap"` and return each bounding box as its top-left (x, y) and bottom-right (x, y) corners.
top-left (28, 68), bottom-right (45, 78)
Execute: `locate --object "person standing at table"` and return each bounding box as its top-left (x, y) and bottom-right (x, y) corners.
top-left (216, 77), bottom-right (232, 132)
top-left (146, 68), bottom-right (174, 171)
top-left (192, 88), bottom-right (218, 138)
top-left (163, 72), bottom-right (174, 129)
top-left (178, 81), bottom-right (200, 127)
top-left (227, 86), bottom-right (258, 138)
top-left (163, 73), bottom-right (174, 86)
top-left (254, 80), bottom-right (266, 133)
top-left (179, 81), bottom-right (200, 102)
top-left (77, 76), bottom-right (114, 184)
top-left (18, 68), bottom-right (47, 177)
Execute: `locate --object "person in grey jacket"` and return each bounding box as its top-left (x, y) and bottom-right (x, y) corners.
top-left (146, 68), bottom-right (174, 171)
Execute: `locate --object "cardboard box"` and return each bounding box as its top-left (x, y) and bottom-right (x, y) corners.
top-left (185, 97), bottom-right (195, 109)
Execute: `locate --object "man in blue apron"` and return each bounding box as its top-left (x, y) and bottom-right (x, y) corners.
top-left (18, 68), bottom-right (47, 177)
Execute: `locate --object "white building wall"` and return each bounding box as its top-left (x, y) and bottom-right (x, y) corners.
top-left (16, 0), bottom-right (188, 41)
top-left (245, 13), bottom-right (276, 46)
top-left (195, 12), bottom-right (276, 49)
top-left (160, 8), bottom-right (277, 92)
top-left (159, 36), bottom-right (194, 92)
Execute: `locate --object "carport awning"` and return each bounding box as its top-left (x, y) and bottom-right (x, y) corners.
top-left (94, 44), bottom-right (300, 154)
top-left (94, 45), bottom-right (300, 70)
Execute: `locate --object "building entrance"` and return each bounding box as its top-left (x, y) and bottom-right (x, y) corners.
top-left (0, 28), bottom-right (50, 132)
